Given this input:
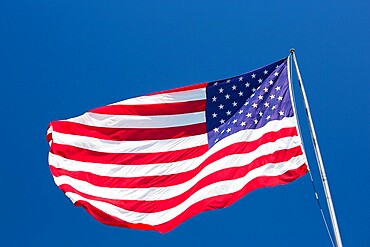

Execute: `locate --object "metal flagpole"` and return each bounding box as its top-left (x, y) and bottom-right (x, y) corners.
top-left (289, 49), bottom-right (343, 247)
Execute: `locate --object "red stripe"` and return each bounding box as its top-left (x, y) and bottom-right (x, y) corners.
top-left (50, 121), bottom-right (207, 141)
top-left (74, 200), bottom-right (154, 231)
top-left (46, 133), bottom-right (52, 143)
top-left (89, 100), bottom-right (206, 115)
top-left (51, 143), bottom-right (209, 165)
top-left (70, 165), bottom-right (307, 233)
top-left (54, 144), bottom-right (303, 214)
top-left (147, 82), bottom-right (208, 95)
top-left (50, 127), bottom-right (298, 189)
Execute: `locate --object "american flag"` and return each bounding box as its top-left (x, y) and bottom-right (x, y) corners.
top-left (47, 57), bottom-right (308, 233)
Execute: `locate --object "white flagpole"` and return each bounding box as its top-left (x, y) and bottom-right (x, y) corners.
top-left (290, 49), bottom-right (343, 247)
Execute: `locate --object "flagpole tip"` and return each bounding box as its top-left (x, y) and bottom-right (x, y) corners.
top-left (290, 48), bottom-right (295, 54)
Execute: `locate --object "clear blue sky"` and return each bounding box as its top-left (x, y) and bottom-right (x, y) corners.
top-left (1, 1), bottom-right (369, 246)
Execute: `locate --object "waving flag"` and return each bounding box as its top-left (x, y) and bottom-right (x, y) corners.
top-left (47, 57), bottom-right (308, 233)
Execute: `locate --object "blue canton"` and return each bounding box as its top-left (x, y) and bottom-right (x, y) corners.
top-left (205, 58), bottom-right (294, 148)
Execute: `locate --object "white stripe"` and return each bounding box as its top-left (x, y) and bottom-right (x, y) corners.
top-left (49, 117), bottom-right (298, 177)
top-left (64, 155), bottom-right (306, 226)
top-left (51, 131), bottom-right (208, 153)
top-left (111, 88), bottom-right (206, 105)
top-left (47, 126), bottom-right (53, 135)
top-left (47, 126), bottom-right (54, 147)
top-left (53, 135), bottom-right (304, 201)
top-left (66, 111), bottom-right (205, 128)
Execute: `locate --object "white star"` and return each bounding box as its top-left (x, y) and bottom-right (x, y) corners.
top-left (251, 73), bottom-right (256, 78)
top-left (214, 138), bottom-right (219, 143)
top-left (232, 85), bottom-right (237, 90)
top-left (266, 115), bottom-right (271, 120)
top-left (226, 110), bottom-right (231, 116)
top-left (274, 72), bottom-right (279, 76)
top-left (239, 76), bottom-right (243, 81)
top-left (240, 122), bottom-right (246, 126)
top-left (221, 129), bottom-right (225, 134)
top-left (270, 94), bottom-right (275, 99)
top-left (258, 78), bottom-right (263, 83)
top-left (250, 93), bottom-right (255, 98)
top-left (263, 70), bottom-right (268, 75)
top-left (220, 119), bottom-right (225, 124)
top-left (219, 87), bottom-right (224, 93)
top-left (212, 96), bottom-right (217, 102)
top-left (212, 112), bottom-right (217, 118)
top-left (259, 111), bottom-right (263, 116)
top-left (226, 128), bottom-right (232, 133)
top-left (238, 91), bottom-right (244, 96)
top-left (245, 82), bottom-right (250, 88)
top-left (238, 109), bottom-right (244, 114)
top-left (252, 103), bottom-right (258, 108)
top-left (246, 112), bottom-right (252, 117)
top-left (275, 65), bottom-right (279, 68)
top-left (252, 87), bottom-right (256, 92)
top-left (225, 94), bottom-right (230, 99)
top-left (275, 86), bottom-right (281, 91)
top-left (254, 119), bottom-right (258, 124)
top-left (264, 102), bottom-right (269, 107)
top-left (258, 95), bottom-right (263, 100)
top-left (263, 87), bottom-right (268, 93)
top-left (269, 80), bottom-right (274, 85)
top-left (244, 101), bottom-right (249, 106)
top-left (213, 82), bottom-right (218, 86)
top-left (214, 127), bottom-right (219, 132)
top-left (278, 96), bottom-right (283, 101)
top-left (226, 79), bottom-right (231, 83)
top-left (279, 111), bottom-right (284, 116)
top-left (272, 105), bottom-right (276, 110)
top-left (232, 119), bottom-right (238, 124)
top-left (219, 104), bottom-right (224, 109)
top-left (232, 101), bottom-right (238, 107)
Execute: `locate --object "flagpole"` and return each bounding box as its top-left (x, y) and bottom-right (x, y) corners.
top-left (289, 49), bottom-right (343, 247)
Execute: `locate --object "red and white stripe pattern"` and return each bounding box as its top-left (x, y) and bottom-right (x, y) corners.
top-left (47, 64), bottom-right (307, 233)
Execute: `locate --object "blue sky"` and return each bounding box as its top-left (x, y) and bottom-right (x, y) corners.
top-left (1, 1), bottom-right (369, 246)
